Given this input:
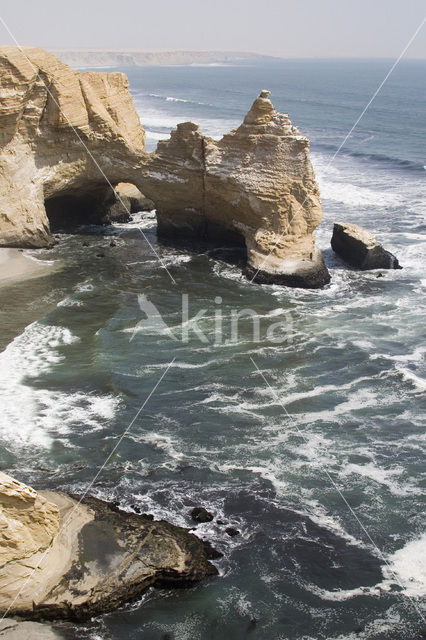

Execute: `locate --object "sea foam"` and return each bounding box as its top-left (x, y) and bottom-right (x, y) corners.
top-left (383, 533), bottom-right (426, 597)
top-left (0, 322), bottom-right (119, 449)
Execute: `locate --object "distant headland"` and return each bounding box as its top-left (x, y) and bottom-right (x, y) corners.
top-left (50, 49), bottom-right (277, 67)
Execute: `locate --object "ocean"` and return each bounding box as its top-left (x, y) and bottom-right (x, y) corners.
top-left (0, 59), bottom-right (425, 639)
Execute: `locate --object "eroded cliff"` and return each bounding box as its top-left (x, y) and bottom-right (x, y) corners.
top-left (142, 90), bottom-right (329, 287)
top-left (0, 46), bottom-right (146, 246)
top-left (0, 47), bottom-right (329, 288)
top-left (0, 472), bottom-right (59, 568)
top-left (0, 473), bottom-right (217, 620)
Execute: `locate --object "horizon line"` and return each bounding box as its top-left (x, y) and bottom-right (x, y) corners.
top-left (1, 45), bottom-right (425, 61)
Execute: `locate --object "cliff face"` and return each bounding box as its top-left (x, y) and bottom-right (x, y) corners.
top-left (0, 472), bottom-right (59, 568)
top-left (143, 90), bottom-right (329, 287)
top-left (0, 48), bottom-right (328, 288)
top-left (0, 46), bottom-right (146, 247)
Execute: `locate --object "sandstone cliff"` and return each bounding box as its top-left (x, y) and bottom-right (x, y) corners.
top-left (0, 46), bottom-right (146, 246)
top-left (0, 473), bottom-right (59, 568)
top-left (0, 473), bottom-right (217, 620)
top-left (142, 90), bottom-right (329, 287)
top-left (0, 47), bottom-right (328, 288)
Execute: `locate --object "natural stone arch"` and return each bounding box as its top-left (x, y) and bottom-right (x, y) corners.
top-left (44, 181), bottom-right (155, 231)
top-left (44, 182), bottom-right (116, 231)
top-left (0, 47), bottom-right (330, 288)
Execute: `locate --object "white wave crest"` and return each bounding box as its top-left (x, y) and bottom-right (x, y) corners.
top-left (0, 323), bottom-right (118, 448)
top-left (318, 179), bottom-right (402, 208)
top-left (383, 534), bottom-right (426, 597)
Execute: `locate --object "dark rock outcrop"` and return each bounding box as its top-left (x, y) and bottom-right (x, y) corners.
top-left (191, 507), bottom-right (214, 523)
top-left (331, 222), bottom-right (401, 270)
top-left (0, 473), bottom-right (218, 622)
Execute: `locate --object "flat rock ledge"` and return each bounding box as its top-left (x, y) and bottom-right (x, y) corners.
top-left (0, 619), bottom-right (66, 639)
top-left (0, 490), bottom-right (218, 622)
top-left (331, 222), bottom-right (401, 270)
top-left (244, 247), bottom-right (330, 289)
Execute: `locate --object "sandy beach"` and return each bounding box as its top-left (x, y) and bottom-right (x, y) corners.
top-left (0, 248), bottom-right (54, 285)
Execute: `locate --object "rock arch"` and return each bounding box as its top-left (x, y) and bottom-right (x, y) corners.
top-left (44, 182), bottom-right (116, 231)
top-left (0, 47), bottom-right (329, 288)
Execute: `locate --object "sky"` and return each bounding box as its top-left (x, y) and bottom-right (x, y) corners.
top-left (0, 0), bottom-right (425, 59)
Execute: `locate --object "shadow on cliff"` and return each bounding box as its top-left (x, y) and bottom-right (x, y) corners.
top-left (158, 231), bottom-right (248, 271)
top-left (45, 185), bottom-right (115, 231)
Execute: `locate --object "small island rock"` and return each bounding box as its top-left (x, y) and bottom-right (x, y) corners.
top-left (331, 222), bottom-right (401, 270)
top-left (191, 507), bottom-right (214, 523)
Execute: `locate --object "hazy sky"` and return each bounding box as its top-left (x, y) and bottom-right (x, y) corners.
top-left (1, 0), bottom-right (425, 58)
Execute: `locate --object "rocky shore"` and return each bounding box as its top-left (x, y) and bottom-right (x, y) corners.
top-left (0, 473), bottom-right (218, 622)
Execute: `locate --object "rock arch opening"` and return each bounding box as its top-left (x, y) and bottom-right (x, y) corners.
top-left (155, 214), bottom-right (248, 269)
top-left (44, 183), bottom-right (116, 232)
top-left (44, 182), bottom-right (155, 232)
top-left (111, 183), bottom-right (155, 222)
top-left (201, 223), bottom-right (248, 270)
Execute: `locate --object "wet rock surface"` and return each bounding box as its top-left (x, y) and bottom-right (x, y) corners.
top-left (0, 474), bottom-right (218, 622)
top-left (191, 506), bottom-right (214, 523)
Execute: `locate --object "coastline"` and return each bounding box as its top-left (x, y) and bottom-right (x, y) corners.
top-left (0, 249), bottom-right (54, 286)
top-left (0, 48), bottom-right (424, 639)
top-left (50, 49), bottom-right (275, 68)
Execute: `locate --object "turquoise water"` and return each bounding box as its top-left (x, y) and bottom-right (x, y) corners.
top-left (0, 60), bottom-right (425, 639)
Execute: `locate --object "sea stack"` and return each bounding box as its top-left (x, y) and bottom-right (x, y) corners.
top-left (331, 222), bottom-right (401, 270)
top-left (142, 90), bottom-right (330, 288)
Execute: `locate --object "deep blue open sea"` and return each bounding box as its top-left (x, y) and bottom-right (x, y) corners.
top-left (0, 59), bottom-right (425, 639)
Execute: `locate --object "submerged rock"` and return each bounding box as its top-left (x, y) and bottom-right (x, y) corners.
top-left (191, 506), bottom-right (214, 523)
top-left (331, 222), bottom-right (401, 270)
top-left (0, 473), bottom-right (218, 621)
